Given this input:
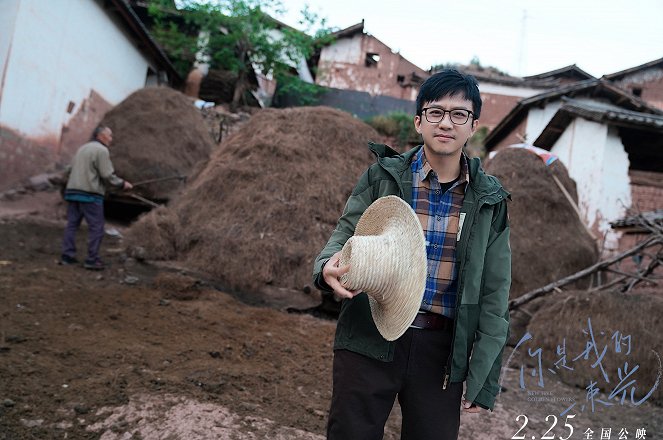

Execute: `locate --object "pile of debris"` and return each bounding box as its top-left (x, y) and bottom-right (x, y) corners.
top-left (199, 104), bottom-right (254, 144)
top-left (126, 106), bottom-right (380, 300)
top-left (101, 87), bottom-right (215, 202)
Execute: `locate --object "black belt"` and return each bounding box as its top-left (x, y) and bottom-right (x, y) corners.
top-left (410, 312), bottom-right (454, 331)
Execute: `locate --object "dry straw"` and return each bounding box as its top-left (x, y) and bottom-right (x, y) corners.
top-left (126, 106), bottom-right (379, 295)
top-left (340, 196), bottom-right (427, 341)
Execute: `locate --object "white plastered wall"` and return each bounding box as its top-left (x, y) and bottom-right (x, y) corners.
top-left (0, 0), bottom-right (154, 143)
top-left (319, 34), bottom-right (362, 64)
top-left (316, 35), bottom-right (362, 89)
top-left (525, 101), bottom-right (562, 143)
top-left (551, 119), bottom-right (631, 250)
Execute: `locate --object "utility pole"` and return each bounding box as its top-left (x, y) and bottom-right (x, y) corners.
top-left (517, 9), bottom-right (528, 76)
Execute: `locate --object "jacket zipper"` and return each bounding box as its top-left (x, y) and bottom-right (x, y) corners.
top-left (442, 188), bottom-right (501, 389)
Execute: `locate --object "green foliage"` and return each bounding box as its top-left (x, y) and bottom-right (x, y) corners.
top-left (147, 0), bottom-right (333, 103)
top-left (147, 2), bottom-right (199, 77)
top-left (366, 112), bottom-right (421, 148)
top-left (464, 125), bottom-right (489, 159)
top-left (273, 73), bottom-right (326, 106)
top-left (430, 61), bottom-right (461, 72)
top-left (430, 58), bottom-right (510, 77)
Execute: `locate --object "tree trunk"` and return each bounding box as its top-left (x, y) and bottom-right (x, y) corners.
top-left (231, 45), bottom-right (249, 110)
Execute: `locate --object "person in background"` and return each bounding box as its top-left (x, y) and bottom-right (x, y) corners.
top-left (60, 125), bottom-right (132, 270)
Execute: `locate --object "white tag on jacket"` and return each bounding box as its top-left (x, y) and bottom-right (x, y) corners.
top-left (457, 212), bottom-right (466, 242)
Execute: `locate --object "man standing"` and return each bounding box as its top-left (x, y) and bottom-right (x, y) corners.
top-left (313, 69), bottom-right (511, 439)
top-left (61, 125), bottom-right (132, 270)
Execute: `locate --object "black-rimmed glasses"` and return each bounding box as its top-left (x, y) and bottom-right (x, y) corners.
top-left (422, 107), bottom-right (474, 125)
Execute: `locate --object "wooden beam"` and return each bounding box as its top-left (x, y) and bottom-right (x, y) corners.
top-left (509, 236), bottom-right (662, 310)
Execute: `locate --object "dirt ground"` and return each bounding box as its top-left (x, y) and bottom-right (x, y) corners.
top-left (2, 192), bottom-right (663, 439)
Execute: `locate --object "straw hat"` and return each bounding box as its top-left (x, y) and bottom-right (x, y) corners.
top-left (339, 195), bottom-right (427, 341)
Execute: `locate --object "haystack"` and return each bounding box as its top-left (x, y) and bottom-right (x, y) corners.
top-left (126, 106), bottom-right (379, 295)
top-left (484, 148), bottom-right (598, 298)
top-left (525, 289), bottom-right (662, 406)
top-left (101, 86), bottom-right (215, 201)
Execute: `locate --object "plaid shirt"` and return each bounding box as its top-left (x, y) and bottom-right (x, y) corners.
top-left (411, 148), bottom-right (469, 319)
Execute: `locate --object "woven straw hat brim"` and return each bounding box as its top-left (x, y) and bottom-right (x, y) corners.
top-left (340, 196), bottom-right (427, 341)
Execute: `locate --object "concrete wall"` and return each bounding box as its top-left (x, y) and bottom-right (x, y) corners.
top-left (275, 85), bottom-right (416, 120)
top-left (551, 119), bottom-right (631, 250)
top-left (0, 0), bottom-right (158, 188)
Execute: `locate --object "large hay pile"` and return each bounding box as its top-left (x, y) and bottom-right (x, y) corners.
top-left (101, 87), bottom-right (214, 200)
top-left (525, 289), bottom-right (663, 406)
top-left (484, 148), bottom-right (598, 298)
top-left (126, 106), bottom-right (379, 294)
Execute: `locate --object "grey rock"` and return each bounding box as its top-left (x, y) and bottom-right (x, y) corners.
top-left (123, 275), bottom-right (139, 285)
top-left (28, 174), bottom-right (53, 192)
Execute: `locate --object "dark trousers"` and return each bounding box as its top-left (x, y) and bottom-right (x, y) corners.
top-left (327, 328), bottom-right (463, 440)
top-left (62, 201), bottom-right (105, 262)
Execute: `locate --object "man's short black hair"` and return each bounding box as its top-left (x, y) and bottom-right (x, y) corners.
top-left (91, 125), bottom-right (110, 140)
top-left (416, 69), bottom-right (482, 120)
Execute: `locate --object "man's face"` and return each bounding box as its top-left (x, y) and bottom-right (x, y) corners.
top-left (414, 94), bottom-right (478, 159)
top-left (97, 128), bottom-right (113, 147)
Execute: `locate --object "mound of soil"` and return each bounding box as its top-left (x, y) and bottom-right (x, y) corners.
top-left (526, 288), bottom-right (663, 406)
top-left (484, 148), bottom-right (598, 298)
top-left (126, 106), bottom-right (380, 297)
top-left (101, 87), bottom-right (215, 201)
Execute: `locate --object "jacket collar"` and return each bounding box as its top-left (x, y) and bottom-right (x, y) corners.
top-left (368, 142), bottom-right (510, 201)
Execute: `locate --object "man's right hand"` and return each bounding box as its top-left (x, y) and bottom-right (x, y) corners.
top-left (323, 251), bottom-right (361, 300)
top-left (123, 181), bottom-right (133, 190)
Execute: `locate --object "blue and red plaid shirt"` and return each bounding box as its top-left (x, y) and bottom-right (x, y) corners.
top-left (411, 148), bottom-right (469, 319)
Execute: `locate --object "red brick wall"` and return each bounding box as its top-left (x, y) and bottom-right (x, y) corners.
top-left (630, 183), bottom-right (663, 213)
top-left (491, 115), bottom-right (528, 151)
top-left (478, 93), bottom-right (521, 131)
top-left (0, 125), bottom-right (58, 190)
top-left (611, 178), bottom-right (663, 285)
top-left (613, 67), bottom-right (663, 110)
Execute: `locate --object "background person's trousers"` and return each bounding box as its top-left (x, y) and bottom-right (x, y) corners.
top-left (62, 201), bottom-right (105, 262)
top-left (327, 327), bottom-right (463, 440)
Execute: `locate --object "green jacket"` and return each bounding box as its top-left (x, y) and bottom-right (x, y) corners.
top-left (313, 143), bottom-right (511, 410)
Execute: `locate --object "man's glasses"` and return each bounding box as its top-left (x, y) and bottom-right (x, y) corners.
top-left (422, 107), bottom-right (474, 125)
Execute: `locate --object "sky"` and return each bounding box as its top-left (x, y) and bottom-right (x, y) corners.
top-left (273, 0), bottom-right (663, 78)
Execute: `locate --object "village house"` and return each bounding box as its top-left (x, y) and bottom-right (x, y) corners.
top-left (450, 64), bottom-right (595, 132)
top-left (310, 21), bottom-right (429, 102)
top-left (483, 79), bottom-right (663, 251)
top-left (604, 56), bottom-right (663, 110)
top-left (0, 0), bottom-right (180, 190)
